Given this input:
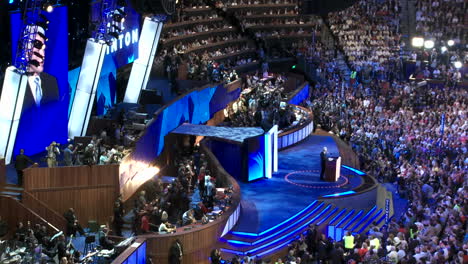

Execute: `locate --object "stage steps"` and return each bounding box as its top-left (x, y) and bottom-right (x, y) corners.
top-left (220, 202), bottom-right (384, 258)
top-left (0, 185), bottom-right (23, 201)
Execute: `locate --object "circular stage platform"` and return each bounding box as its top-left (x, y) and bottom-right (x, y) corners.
top-left (284, 170), bottom-right (349, 189)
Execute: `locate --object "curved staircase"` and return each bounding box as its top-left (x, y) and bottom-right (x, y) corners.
top-left (220, 199), bottom-right (386, 258)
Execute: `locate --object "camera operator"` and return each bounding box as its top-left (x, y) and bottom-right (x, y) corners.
top-left (46, 142), bottom-right (60, 168)
top-left (83, 144), bottom-right (96, 166)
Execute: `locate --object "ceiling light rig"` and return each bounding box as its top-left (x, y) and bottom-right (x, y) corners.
top-left (13, 0), bottom-right (54, 73)
top-left (92, 0), bottom-right (128, 46)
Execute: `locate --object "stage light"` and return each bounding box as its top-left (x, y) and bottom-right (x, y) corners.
top-left (447, 40), bottom-right (455, 46)
top-left (42, 1), bottom-right (53, 12)
top-left (423, 40), bottom-right (434, 49)
top-left (441, 46), bottom-right (447, 53)
top-left (411, 37), bottom-right (424, 48)
top-left (454, 61), bottom-right (462, 69)
top-left (113, 14), bottom-right (125, 23)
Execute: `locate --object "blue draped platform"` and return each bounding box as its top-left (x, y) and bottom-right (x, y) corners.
top-left (171, 124), bottom-right (264, 143)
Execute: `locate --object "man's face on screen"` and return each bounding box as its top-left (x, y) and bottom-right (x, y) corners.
top-left (28, 34), bottom-right (46, 75)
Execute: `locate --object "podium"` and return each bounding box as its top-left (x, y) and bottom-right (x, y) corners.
top-left (325, 156), bottom-right (341, 182)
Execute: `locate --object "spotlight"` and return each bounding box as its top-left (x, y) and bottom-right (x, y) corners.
top-left (423, 40), bottom-right (434, 49)
top-left (42, 1), bottom-right (53, 12)
top-left (453, 61), bottom-right (462, 69)
top-left (441, 46), bottom-right (447, 53)
top-left (411, 37), bottom-right (424, 48)
top-left (447, 40), bottom-right (455, 46)
top-left (112, 14), bottom-right (125, 23)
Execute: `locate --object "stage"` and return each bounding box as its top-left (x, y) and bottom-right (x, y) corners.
top-left (219, 134), bottom-right (402, 258)
top-left (235, 135), bottom-right (362, 233)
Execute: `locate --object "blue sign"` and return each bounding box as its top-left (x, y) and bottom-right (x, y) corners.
top-left (88, 3), bottom-right (141, 115)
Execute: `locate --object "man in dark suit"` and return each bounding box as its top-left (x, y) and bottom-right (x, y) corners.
top-left (169, 239), bottom-right (183, 264)
top-left (320, 147), bottom-right (328, 180)
top-left (14, 149), bottom-right (36, 186)
top-left (12, 25), bottom-right (61, 161)
top-left (63, 208), bottom-right (85, 237)
top-left (23, 25), bottom-right (60, 111)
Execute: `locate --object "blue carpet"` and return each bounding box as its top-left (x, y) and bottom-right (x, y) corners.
top-left (234, 135), bottom-right (363, 233)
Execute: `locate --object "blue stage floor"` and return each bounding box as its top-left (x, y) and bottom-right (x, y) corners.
top-left (234, 135), bottom-right (364, 233)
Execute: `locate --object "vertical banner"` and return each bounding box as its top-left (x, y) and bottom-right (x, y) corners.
top-left (68, 39), bottom-right (106, 138)
top-left (91, 3), bottom-right (141, 115)
top-left (124, 16), bottom-right (163, 104)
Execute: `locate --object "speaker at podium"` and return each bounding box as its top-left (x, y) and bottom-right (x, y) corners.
top-left (325, 156), bottom-right (341, 182)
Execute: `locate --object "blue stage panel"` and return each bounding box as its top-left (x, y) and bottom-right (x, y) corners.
top-left (233, 135), bottom-right (363, 233)
top-left (172, 124), bottom-right (264, 143)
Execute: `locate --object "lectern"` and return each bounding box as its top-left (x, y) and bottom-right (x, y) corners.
top-left (325, 156), bottom-right (341, 182)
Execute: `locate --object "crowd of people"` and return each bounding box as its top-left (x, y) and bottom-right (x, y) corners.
top-left (241, 17), bottom-right (316, 28)
top-left (0, 222), bottom-right (76, 263)
top-left (214, 0), bottom-right (296, 8)
top-left (328, 0), bottom-right (402, 82)
top-left (222, 72), bottom-right (303, 130)
top-left (296, 1), bottom-right (468, 263)
top-left (132, 147), bottom-right (234, 236)
top-left (0, 207), bottom-right (120, 263)
top-left (161, 22), bottom-right (233, 41)
top-left (414, 0), bottom-right (465, 41)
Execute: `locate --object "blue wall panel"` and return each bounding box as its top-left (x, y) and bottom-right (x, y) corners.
top-left (129, 83), bottom-right (241, 164)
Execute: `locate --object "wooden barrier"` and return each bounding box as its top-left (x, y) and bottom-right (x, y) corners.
top-left (137, 146), bottom-right (241, 264)
top-left (0, 196), bottom-right (60, 238)
top-left (111, 238), bottom-right (147, 264)
top-left (278, 105), bottom-right (314, 150)
top-left (22, 190), bottom-right (68, 232)
top-left (23, 164), bottom-right (120, 226)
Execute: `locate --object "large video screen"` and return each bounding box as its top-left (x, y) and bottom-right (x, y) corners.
top-left (10, 6), bottom-right (69, 157)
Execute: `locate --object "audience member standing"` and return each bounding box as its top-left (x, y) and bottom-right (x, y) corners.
top-left (14, 149), bottom-right (36, 186)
